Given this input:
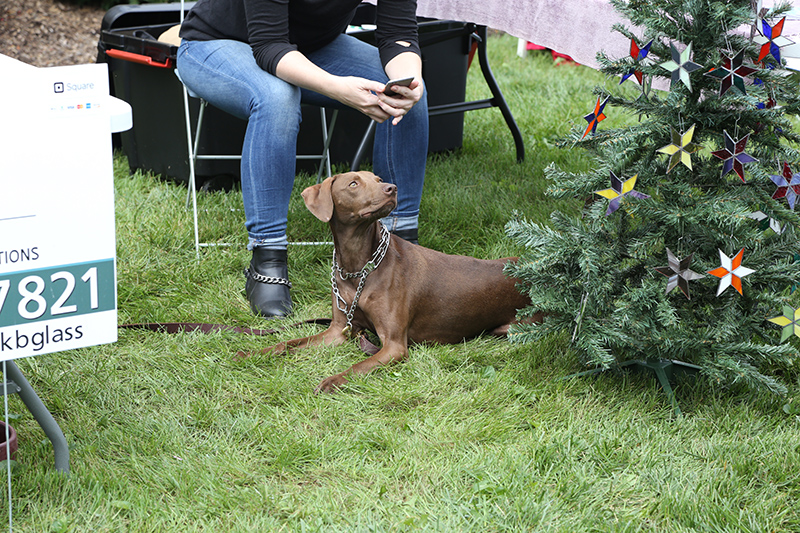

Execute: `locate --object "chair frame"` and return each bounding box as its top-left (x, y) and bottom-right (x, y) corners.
top-left (180, 90), bottom-right (337, 255)
top-left (179, 0), bottom-right (336, 256)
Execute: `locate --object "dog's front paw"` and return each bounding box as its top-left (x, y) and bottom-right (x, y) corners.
top-left (315, 372), bottom-right (349, 393)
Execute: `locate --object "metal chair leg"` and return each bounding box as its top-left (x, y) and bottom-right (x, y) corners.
top-left (180, 76), bottom-right (336, 251)
top-left (3, 361), bottom-right (69, 474)
top-left (181, 85), bottom-right (201, 258)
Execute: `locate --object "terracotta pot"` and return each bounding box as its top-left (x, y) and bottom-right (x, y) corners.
top-left (0, 421), bottom-right (18, 461)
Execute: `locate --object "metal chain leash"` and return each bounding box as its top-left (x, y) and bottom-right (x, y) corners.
top-left (331, 224), bottom-right (391, 336)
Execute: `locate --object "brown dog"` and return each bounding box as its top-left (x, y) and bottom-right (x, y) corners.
top-left (263, 171), bottom-right (533, 392)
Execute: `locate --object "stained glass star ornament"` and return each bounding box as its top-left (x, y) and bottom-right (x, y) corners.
top-left (704, 49), bottom-right (757, 96)
top-left (620, 37), bottom-right (653, 85)
top-left (755, 17), bottom-right (794, 65)
top-left (657, 124), bottom-right (702, 172)
top-left (768, 306), bottom-right (800, 342)
top-left (748, 209), bottom-right (785, 235)
top-left (710, 130), bottom-right (758, 182)
top-left (756, 95), bottom-right (776, 111)
top-left (654, 248), bottom-right (705, 299)
top-left (707, 248), bottom-right (754, 296)
top-left (659, 42), bottom-right (703, 91)
top-left (581, 96), bottom-right (609, 139)
top-left (770, 162), bottom-right (800, 209)
top-left (594, 171), bottom-right (650, 215)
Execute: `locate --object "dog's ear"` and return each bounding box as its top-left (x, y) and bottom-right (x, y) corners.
top-left (301, 176), bottom-right (335, 222)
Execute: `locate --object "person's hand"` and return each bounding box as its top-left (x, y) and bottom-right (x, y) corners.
top-left (329, 76), bottom-right (423, 125)
top-left (377, 77), bottom-right (423, 125)
top-left (330, 76), bottom-right (396, 123)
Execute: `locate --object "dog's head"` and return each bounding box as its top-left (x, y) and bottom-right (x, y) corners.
top-left (301, 171), bottom-right (397, 224)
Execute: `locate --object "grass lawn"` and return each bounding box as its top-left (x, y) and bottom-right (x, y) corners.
top-left (3, 32), bottom-right (800, 532)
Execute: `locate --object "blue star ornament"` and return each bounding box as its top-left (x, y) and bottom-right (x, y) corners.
top-left (756, 17), bottom-right (794, 65)
top-left (582, 96), bottom-right (609, 139)
top-left (659, 42), bottom-right (703, 91)
top-left (594, 171), bottom-right (650, 215)
top-left (770, 162), bottom-right (800, 210)
top-left (711, 130), bottom-right (757, 182)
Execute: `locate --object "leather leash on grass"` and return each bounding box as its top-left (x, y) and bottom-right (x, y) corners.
top-left (118, 319), bottom-right (380, 355)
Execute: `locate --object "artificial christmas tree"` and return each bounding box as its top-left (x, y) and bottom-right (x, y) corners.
top-left (506, 0), bottom-right (800, 399)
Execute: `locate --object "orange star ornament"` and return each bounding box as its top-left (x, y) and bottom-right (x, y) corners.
top-left (707, 248), bottom-right (754, 296)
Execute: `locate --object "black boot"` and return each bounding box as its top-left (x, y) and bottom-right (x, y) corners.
top-left (244, 248), bottom-right (293, 318)
top-left (392, 228), bottom-right (419, 245)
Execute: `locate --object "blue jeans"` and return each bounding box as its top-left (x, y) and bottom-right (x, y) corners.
top-left (176, 34), bottom-right (429, 249)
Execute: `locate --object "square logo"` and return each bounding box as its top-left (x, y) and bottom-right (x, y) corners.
top-left (54, 82), bottom-right (64, 93)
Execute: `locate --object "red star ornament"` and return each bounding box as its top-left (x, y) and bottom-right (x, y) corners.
top-left (710, 130), bottom-right (758, 182)
top-left (770, 162), bottom-right (800, 210)
top-left (705, 50), bottom-right (757, 96)
top-left (756, 17), bottom-right (794, 64)
top-left (620, 37), bottom-right (653, 85)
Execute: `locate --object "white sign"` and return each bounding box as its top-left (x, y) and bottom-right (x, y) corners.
top-left (0, 58), bottom-right (130, 361)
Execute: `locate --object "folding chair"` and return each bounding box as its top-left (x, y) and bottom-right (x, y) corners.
top-left (178, 1), bottom-right (337, 257)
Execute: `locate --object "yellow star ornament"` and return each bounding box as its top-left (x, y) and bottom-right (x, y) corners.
top-left (658, 124), bottom-right (702, 172)
top-left (594, 172), bottom-right (650, 215)
top-left (768, 306), bottom-right (800, 342)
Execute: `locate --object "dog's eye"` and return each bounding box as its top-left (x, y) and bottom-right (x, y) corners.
top-left (349, 181), bottom-right (358, 188)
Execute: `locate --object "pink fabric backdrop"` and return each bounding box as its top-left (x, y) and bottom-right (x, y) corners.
top-left (411, 0), bottom-right (628, 69)
top-left (364, 0), bottom-right (800, 70)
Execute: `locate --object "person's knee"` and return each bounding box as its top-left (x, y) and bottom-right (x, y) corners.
top-left (248, 82), bottom-right (303, 133)
top-left (249, 82), bottom-right (300, 115)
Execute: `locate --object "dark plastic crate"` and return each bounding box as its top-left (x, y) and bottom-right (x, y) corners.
top-left (98, 4), bottom-right (246, 184)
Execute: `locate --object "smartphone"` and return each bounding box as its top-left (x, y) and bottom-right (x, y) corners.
top-left (383, 76), bottom-right (414, 97)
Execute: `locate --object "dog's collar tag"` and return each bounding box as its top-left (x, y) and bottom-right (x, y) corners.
top-left (342, 325), bottom-right (352, 338)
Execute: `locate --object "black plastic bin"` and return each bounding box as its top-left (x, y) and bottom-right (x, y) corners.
top-left (98, 3), bottom-right (246, 184)
top-left (97, 2), bottom-right (470, 185)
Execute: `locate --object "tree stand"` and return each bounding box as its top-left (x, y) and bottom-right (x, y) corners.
top-left (563, 359), bottom-right (702, 416)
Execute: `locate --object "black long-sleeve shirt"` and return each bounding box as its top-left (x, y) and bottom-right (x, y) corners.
top-left (180, 0), bottom-right (420, 75)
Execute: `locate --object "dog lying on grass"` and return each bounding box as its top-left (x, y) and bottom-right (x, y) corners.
top-left (261, 171), bottom-right (535, 392)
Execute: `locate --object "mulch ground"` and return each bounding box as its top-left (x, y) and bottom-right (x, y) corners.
top-left (0, 0), bottom-right (105, 67)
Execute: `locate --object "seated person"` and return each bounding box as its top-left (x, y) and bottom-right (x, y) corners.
top-left (177, 0), bottom-right (429, 318)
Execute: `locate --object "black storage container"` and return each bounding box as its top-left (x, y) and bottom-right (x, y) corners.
top-left (98, 2), bottom-right (243, 184)
top-left (97, 2), bottom-right (470, 185)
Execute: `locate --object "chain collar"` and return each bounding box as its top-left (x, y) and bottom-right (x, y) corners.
top-left (331, 224), bottom-right (391, 337)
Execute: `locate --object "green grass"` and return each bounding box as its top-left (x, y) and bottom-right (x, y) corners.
top-left (3, 33), bottom-right (800, 532)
